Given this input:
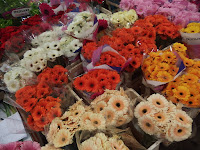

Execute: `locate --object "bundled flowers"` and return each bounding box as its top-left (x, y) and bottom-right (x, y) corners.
top-left (15, 65), bottom-right (68, 131)
top-left (73, 69), bottom-right (121, 93)
top-left (119, 0), bottom-right (200, 27)
top-left (3, 67), bottom-right (36, 93)
top-left (79, 132), bottom-right (129, 150)
top-left (181, 22), bottom-right (200, 33)
top-left (64, 11), bottom-right (98, 40)
top-left (0, 141), bottom-right (40, 150)
top-left (110, 9), bottom-right (138, 28)
top-left (142, 50), bottom-right (179, 82)
top-left (90, 88), bottom-right (134, 127)
top-left (134, 94), bottom-right (193, 142)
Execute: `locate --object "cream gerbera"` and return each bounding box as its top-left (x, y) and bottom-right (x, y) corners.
top-left (93, 101), bottom-right (107, 113)
top-left (89, 113), bottom-right (106, 130)
top-left (53, 129), bottom-right (73, 147)
top-left (101, 107), bottom-right (117, 126)
top-left (138, 115), bottom-right (158, 135)
top-left (174, 109), bottom-right (193, 128)
top-left (134, 101), bottom-right (153, 118)
top-left (147, 94), bottom-right (169, 111)
top-left (108, 95), bottom-right (129, 115)
top-left (80, 139), bottom-right (99, 150)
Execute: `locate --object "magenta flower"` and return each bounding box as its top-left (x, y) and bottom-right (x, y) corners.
top-left (39, 3), bottom-right (55, 17)
top-left (136, 5), bottom-right (147, 16)
top-left (119, 0), bottom-right (133, 10)
top-left (187, 3), bottom-right (198, 12)
top-left (20, 141), bottom-right (41, 150)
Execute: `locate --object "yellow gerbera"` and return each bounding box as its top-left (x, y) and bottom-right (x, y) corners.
top-left (149, 52), bottom-right (160, 58)
top-left (157, 71), bottom-right (173, 82)
top-left (145, 71), bottom-right (151, 80)
top-left (183, 57), bottom-right (194, 67)
top-left (184, 26), bottom-right (200, 33)
top-left (165, 82), bottom-right (178, 92)
top-left (155, 63), bottom-right (170, 71)
top-left (169, 65), bottom-right (179, 76)
top-left (142, 62), bottom-right (149, 72)
top-left (150, 70), bottom-right (159, 80)
top-left (173, 43), bottom-right (187, 52)
top-left (182, 73), bottom-right (198, 84)
top-left (162, 52), bottom-right (176, 63)
top-left (187, 22), bottom-right (200, 27)
top-left (148, 65), bottom-right (156, 73)
top-left (173, 86), bottom-right (190, 100)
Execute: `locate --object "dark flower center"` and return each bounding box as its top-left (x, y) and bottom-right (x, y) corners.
top-left (44, 9), bottom-right (49, 15)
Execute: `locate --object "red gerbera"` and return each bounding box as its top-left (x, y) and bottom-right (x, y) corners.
top-left (35, 117), bottom-right (49, 128)
top-left (97, 74), bottom-right (107, 82)
top-left (23, 98), bottom-right (38, 112)
top-left (98, 80), bottom-right (112, 92)
top-left (36, 88), bottom-right (50, 98)
top-left (27, 115), bottom-right (34, 126)
top-left (130, 57), bottom-right (141, 69)
top-left (39, 3), bottom-right (55, 17)
top-left (47, 108), bottom-right (62, 122)
top-left (85, 78), bottom-right (98, 92)
top-left (46, 101), bottom-right (61, 110)
top-left (73, 77), bottom-right (86, 90)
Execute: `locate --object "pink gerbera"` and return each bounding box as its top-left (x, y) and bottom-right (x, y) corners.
top-left (39, 3), bottom-right (55, 17)
top-left (20, 141), bottom-right (41, 150)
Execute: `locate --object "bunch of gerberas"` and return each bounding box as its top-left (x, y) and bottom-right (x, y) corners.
top-left (3, 67), bottom-right (36, 93)
top-left (110, 9), bottom-right (138, 28)
top-left (89, 88), bottom-right (134, 127)
top-left (134, 94), bottom-right (193, 142)
top-left (15, 65), bottom-right (68, 131)
top-left (79, 132), bottom-right (129, 150)
top-left (162, 50), bottom-right (200, 107)
top-left (73, 69), bottom-right (121, 93)
top-left (22, 14), bottom-right (42, 26)
top-left (142, 50), bottom-right (179, 82)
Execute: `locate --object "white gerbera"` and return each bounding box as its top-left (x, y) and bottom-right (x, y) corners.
top-left (6, 79), bottom-right (21, 93)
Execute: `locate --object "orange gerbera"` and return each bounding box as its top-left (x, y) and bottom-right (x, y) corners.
top-left (162, 52), bottom-right (176, 63)
top-left (85, 78), bottom-right (98, 92)
top-left (97, 74), bottom-right (107, 82)
top-left (46, 96), bottom-right (61, 102)
top-left (165, 82), bottom-right (177, 92)
top-left (46, 101), bottom-right (61, 110)
top-left (173, 43), bottom-right (187, 52)
top-left (183, 57), bottom-right (194, 67)
top-left (37, 82), bottom-right (49, 89)
top-left (35, 116), bottom-right (49, 128)
top-left (155, 63), bottom-right (170, 71)
top-left (193, 61), bottom-right (200, 69)
top-left (130, 57), bottom-right (141, 69)
top-left (23, 98), bottom-right (38, 112)
top-left (47, 108), bottom-right (62, 122)
top-left (148, 65), bottom-right (156, 73)
top-left (169, 65), bottom-right (179, 76)
top-left (32, 106), bottom-right (46, 121)
top-left (98, 80), bottom-right (112, 92)
top-left (173, 86), bottom-right (190, 100)
top-left (182, 74), bottom-right (198, 84)
top-left (36, 88), bottom-right (50, 99)
top-left (157, 71), bottom-right (173, 82)
top-left (39, 73), bottom-right (51, 83)
top-left (108, 71), bottom-right (120, 84)
top-left (16, 98), bottom-right (29, 107)
top-left (125, 64), bottom-right (135, 72)
top-left (37, 100), bottom-right (48, 108)
top-left (130, 26), bottom-right (143, 35)
top-left (27, 115), bottom-right (34, 126)
top-left (73, 77), bottom-right (86, 91)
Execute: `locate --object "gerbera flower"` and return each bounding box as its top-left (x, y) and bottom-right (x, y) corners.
top-left (23, 98), bottom-right (38, 112)
top-left (193, 61), bottom-right (200, 69)
top-left (16, 98), bottom-right (29, 107)
top-left (182, 73), bottom-right (198, 84)
top-left (170, 124), bottom-right (192, 142)
top-left (80, 112), bottom-right (92, 126)
top-left (101, 107), bottom-right (116, 126)
top-left (152, 112), bottom-right (169, 126)
top-left (47, 108), bottom-right (62, 122)
top-left (169, 65), bottom-right (179, 76)
top-left (165, 82), bottom-right (177, 92)
top-left (36, 88), bottom-right (50, 98)
top-left (157, 71), bottom-right (173, 82)
top-left (97, 74), bottom-right (107, 82)
top-left (130, 26), bottom-right (143, 35)
top-left (174, 110), bottom-right (193, 127)
top-left (138, 115), bottom-right (158, 135)
top-left (134, 101), bottom-right (153, 118)
top-left (147, 94), bottom-right (169, 110)
top-left (85, 78), bottom-right (99, 92)
top-left (53, 129), bottom-right (73, 148)
top-left (27, 115), bottom-right (34, 126)
top-left (59, 75), bottom-right (68, 84)
top-left (107, 71), bottom-right (120, 84)
top-left (130, 57), bottom-right (141, 69)
top-left (73, 77), bottom-right (86, 91)
top-left (108, 95), bottom-right (129, 115)
top-left (32, 106), bottom-right (46, 121)
top-left (183, 57), bottom-right (194, 67)
top-left (162, 52), bottom-right (176, 63)
top-left (39, 3), bottom-right (55, 17)
top-left (116, 116), bottom-right (129, 127)
top-left (39, 73), bottom-right (51, 83)
top-left (35, 116), bottom-right (49, 128)
top-left (186, 96), bottom-right (199, 107)
top-left (93, 101), bottom-right (107, 113)
top-left (80, 139), bottom-right (98, 150)
top-left (71, 105), bottom-right (85, 119)
top-left (100, 53), bottom-right (112, 64)
top-left (46, 102), bottom-right (61, 110)
top-left (155, 63), bottom-right (170, 71)
top-left (90, 113), bottom-right (106, 129)
top-left (173, 86), bottom-right (190, 100)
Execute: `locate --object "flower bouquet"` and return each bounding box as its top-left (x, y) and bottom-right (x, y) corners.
top-left (110, 9), bottom-right (138, 28)
top-left (73, 69), bottom-right (121, 103)
top-left (134, 93), bottom-right (193, 143)
top-left (142, 43), bottom-right (186, 92)
top-left (13, 65), bottom-right (69, 131)
top-left (180, 22), bottom-right (200, 59)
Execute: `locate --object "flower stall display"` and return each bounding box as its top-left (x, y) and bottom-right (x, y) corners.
top-left (90, 88), bottom-right (134, 127)
top-left (15, 65), bottom-right (68, 131)
top-left (110, 9), bottom-right (138, 28)
top-left (3, 67), bottom-right (36, 93)
top-left (180, 22), bottom-right (200, 59)
top-left (134, 93), bottom-right (193, 142)
top-left (119, 0), bottom-right (200, 27)
top-left (63, 11), bottom-right (98, 41)
top-left (78, 132), bottom-right (129, 150)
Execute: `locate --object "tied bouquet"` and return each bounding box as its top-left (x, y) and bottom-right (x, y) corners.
top-left (134, 93), bottom-right (193, 142)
